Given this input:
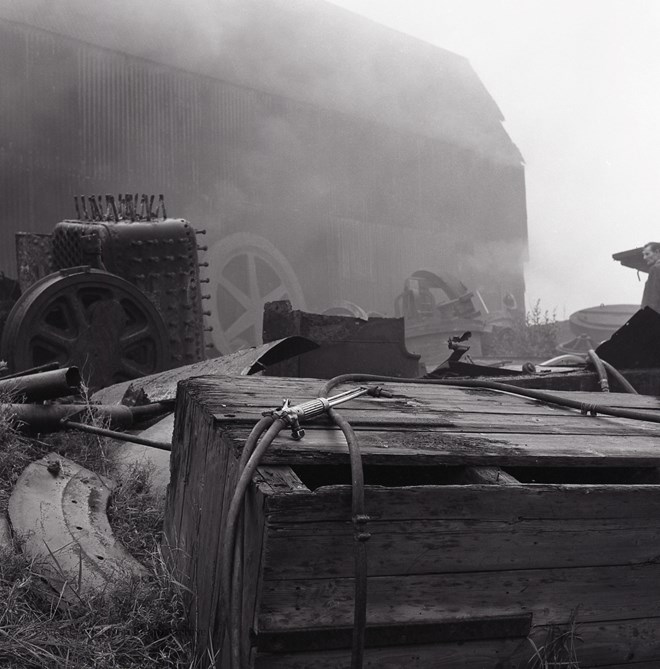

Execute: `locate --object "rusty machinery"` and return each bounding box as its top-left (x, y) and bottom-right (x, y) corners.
top-left (1, 194), bottom-right (210, 388)
top-left (394, 270), bottom-right (481, 322)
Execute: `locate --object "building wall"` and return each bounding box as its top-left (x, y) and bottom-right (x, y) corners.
top-left (0, 20), bottom-right (527, 350)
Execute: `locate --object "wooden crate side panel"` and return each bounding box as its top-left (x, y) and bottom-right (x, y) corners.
top-left (253, 636), bottom-right (524, 668)
top-left (264, 484), bottom-right (660, 523)
top-left (263, 516), bottom-right (660, 578)
top-left (163, 394), bottom-right (213, 592)
top-left (192, 426), bottom-right (232, 646)
top-left (258, 564), bottom-right (660, 631)
top-left (205, 465), bottom-right (301, 662)
top-left (206, 434), bottom-right (240, 659)
top-left (253, 617), bottom-right (660, 668)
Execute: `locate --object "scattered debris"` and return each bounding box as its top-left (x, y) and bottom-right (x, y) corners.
top-left (263, 300), bottom-right (421, 378)
top-left (93, 335), bottom-right (318, 406)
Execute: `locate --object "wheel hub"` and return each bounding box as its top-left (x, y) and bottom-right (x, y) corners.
top-left (1, 267), bottom-right (170, 389)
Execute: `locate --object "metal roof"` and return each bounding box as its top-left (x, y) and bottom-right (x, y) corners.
top-left (0, 0), bottom-right (522, 164)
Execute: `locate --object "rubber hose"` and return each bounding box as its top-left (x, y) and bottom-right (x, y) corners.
top-left (215, 415), bottom-right (274, 669)
top-left (222, 418), bottom-right (286, 669)
top-left (319, 374), bottom-right (660, 425)
top-left (229, 417), bottom-right (275, 668)
top-left (328, 407), bottom-right (369, 669)
top-left (539, 353), bottom-right (637, 394)
top-left (239, 415), bottom-right (275, 472)
top-left (587, 349), bottom-right (610, 392)
top-left (539, 354), bottom-right (586, 366)
top-left (600, 359), bottom-right (639, 394)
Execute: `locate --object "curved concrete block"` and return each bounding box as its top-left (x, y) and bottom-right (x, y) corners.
top-left (8, 453), bottom-right (147, 604)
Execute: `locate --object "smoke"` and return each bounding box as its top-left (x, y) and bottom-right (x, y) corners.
top-left (0, 0), bottom-right (519, 163)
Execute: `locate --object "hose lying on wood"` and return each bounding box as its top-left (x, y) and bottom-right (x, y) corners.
top-left (219, 388), bottom-right (383, 669)
top-left (322, 374), bottom-right (655, 424)
top-left (219, 367), bottom-right (649, 668)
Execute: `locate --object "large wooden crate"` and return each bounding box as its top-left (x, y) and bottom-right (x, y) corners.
top-left (164, 375), bottom-right (660, 668)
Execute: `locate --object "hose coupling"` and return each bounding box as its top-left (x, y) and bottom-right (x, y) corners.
top-left (265, 386), bottom-right (371, 440)
top-left (352, 513), bottom-right (372, 542)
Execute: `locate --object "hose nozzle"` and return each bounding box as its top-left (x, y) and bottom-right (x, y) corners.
top-left (267, 386), bottom-right (371, 440)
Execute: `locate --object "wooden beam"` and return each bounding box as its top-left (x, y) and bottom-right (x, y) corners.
top-left (253, 614), bottom-right (532, 653)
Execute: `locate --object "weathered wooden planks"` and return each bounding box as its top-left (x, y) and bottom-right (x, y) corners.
top-left (190, 374), bottom-right (660, 411)
top-left (224, 427), bottom-right (660, 468)
top-left (253, 637), bottom-right (525, 669)
top-left (263, 516), bottom-right (660, 578)
top-left (258, 564), bottom-right (660, 630)
top-left (253, 617), bottom-right (660, 668)
top-left (263, 484), bottom-right (660, 522)
top-left (185, 374), bottom-right (660, 467)
top-left (164, 375), bottom-right (660, 667)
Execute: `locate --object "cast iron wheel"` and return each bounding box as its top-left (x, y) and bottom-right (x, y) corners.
top-left (0, 267), bottom-right (170, 389)
top-left (207, 234), bottom-right (305, 353)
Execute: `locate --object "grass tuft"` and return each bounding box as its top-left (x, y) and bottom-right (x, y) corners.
top-left (0, 401), bottom-right (202, 668)
top-left (526, 608), bottom-right (582, 668)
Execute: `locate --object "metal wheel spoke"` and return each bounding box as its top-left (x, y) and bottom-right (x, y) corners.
top-left (2, 268), bottom-right (169, 388)
top-left (246, 253), bottom-right (260, 300)
top-left (37, 325), bottom-right (77, 349)
top-left (206, 234), bottom-right (306, 354)
top-left (262, 285), bottom-right (288, 305)
top-left (63, 293), bottom-right (89, 331)
top-left (119, 326), bottom-right (152, 349)
top-left (217, 277), bottom-right (253, 310)
top-left (225, 309), bottom-right (259, 342)
top-left (120, 360), bottom-right (148, 378)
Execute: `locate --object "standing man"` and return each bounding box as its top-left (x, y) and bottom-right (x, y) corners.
top-left (642, 242), bottom-right (660, 312)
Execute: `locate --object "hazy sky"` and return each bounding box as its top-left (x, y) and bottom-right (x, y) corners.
top-left (327, 0), bottom-right (660, 317)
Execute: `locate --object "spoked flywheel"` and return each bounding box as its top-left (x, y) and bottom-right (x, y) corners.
top-left (0, 267), bottom-right (170, 389)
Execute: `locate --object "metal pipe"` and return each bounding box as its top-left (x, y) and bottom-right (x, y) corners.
top-left (0, 362), bottom-right (61, 379)
top-left (60, 420), bottom-right (171, 451)
top-left (0, 367), bottom-right (81, 402)
top-left (7, 403), bottom-right (133, 433)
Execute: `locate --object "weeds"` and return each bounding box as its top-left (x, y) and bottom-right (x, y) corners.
top-left (0, 545), bottom-right (197, 668)
top-left (484, 300), bottom-right (560, 358)
top-left (527, 609), bottom-right (582, 668)
top-left (0, 401), bottom-right (201, 668)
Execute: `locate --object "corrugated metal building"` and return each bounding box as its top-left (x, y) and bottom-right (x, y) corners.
top-left (0, 0), bottom-right (527, 352)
